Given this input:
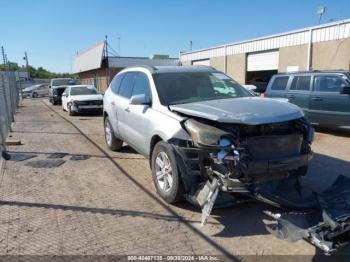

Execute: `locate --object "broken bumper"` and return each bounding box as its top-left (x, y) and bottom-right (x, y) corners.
top-left (266, 175), bottom-right (350, 254)
top-left (174, 146), bottom-right (311, 181)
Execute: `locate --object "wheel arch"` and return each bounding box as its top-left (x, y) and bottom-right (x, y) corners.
top-left (149, 134), bottom-right (164, 167)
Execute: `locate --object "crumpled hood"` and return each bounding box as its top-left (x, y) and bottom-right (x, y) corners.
top-left (169, 97), bottom-right (304, 125)
top-left (71, 94), bottom-right (103, 101)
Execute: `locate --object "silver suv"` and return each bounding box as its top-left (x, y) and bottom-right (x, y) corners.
top-left (103, 66), bottom-right (314, 205)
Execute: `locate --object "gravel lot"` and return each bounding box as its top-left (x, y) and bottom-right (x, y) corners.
top-left (1, 98), bottom-right (349, 258)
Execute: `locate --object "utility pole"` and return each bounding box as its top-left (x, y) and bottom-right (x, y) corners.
top-left (105, 35), bottom-right (110, 89)
top-left (23, 51), bottom-right (29, 80)
top-left (1, 46), bottom-right (9, 75)
top-left (117, 36), bottom-right (121, 56)
top-left (189, 40), bottom-right (193, 51)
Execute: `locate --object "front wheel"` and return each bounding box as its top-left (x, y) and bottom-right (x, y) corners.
top-left (104, 116), bottom-right (123, 151)
top-left (151, 141), bottom-right (185, 203)
top-left (68, 104), bottom-right (75, 116)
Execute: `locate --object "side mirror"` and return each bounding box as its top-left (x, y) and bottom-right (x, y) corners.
top-left (129, 94), bottom-right (151, 105)
top-left (340, 86), bottom-right (350, 95)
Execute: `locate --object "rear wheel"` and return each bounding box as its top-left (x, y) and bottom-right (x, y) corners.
top-left (151, 141), bottom-right (185, 203)
top-left (32, 92), bottom-right (38, 98)
top-left (104, 116), bottom-right (123, 151)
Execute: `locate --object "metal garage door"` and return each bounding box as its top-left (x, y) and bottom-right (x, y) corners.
top-left (192, 59), bottom-right (210, 66)
top-left (247, 51), bottom-right (279, 71)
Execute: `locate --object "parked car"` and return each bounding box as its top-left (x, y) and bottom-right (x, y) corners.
top-left (49, 85), bottom-right (69, 105)
top-left (265, 71), bottom-right (350, 127)
top-left (61, 85), bottom-right (103, 115)
top-left (22, 84), bottom-right (49, 98)
top-left (103, 66), bottom-right (313, 205)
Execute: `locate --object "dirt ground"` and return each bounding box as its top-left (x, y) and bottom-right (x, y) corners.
top-left (0, 98), bottom-right (349, 259)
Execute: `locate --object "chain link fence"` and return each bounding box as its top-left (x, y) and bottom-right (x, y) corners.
top-left (0, 72), bottom-right (21, 152)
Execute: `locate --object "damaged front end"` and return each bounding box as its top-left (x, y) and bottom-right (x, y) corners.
top-left (172, 117), bottom-right (350, 254)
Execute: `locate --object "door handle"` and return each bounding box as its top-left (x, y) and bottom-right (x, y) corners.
top-left (311, 97), bottom-right (323, 101)
top-left (124, 107), bottom-right (130, 112)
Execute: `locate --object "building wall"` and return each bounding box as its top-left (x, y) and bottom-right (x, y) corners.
top-left (278, 44), bottom-right (308, 72)
top-left (226, 53), bottom-right (246, 84)
top-left (78, 67), bottom-right (123, 92)
top-left (210, 56), bottom-right (225, 72)
top-left (312, 38), bottom-right (350, 70)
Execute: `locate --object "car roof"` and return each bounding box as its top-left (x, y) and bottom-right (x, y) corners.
top-left (122, 65), bottom-right (218, 74)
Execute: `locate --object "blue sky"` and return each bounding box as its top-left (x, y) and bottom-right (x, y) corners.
top-left (1, 0), bottom-right (349, 73)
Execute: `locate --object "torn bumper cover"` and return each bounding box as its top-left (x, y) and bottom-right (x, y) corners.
top-left (171, 118), bottom-right (350, 254)
top-left (266, 175), bottom-right (350, 254)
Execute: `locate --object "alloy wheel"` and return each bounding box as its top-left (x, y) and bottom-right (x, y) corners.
top-left (155, 151), bottom-right (173, 193)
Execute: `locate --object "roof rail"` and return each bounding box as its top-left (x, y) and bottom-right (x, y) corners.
top-left (125, 65), bottom-right (158, 72)
top-left (277, 69), bottom-right (349, 74)
top-left (191, 65), bottom-right (217, 70)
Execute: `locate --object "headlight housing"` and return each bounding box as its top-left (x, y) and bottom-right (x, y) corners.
top-left (183, 119), bottom-right (228, 147)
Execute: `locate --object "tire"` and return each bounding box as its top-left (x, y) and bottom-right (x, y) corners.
top-left (68, 104), bottom-right (75, 116)
top-left (32, 92), bottom-right (38, 98)
top-left (151, 141), bottom-right (185, 203)
top-left (52, 100), bottom-right (57, 105)
top-left (104, 116), bottom-right (123, 151)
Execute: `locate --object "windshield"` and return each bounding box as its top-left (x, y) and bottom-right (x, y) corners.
top-left (153, 72), bottom-right (252, 105)
top-left (52, 79), bottom-right (73, 86)
top-left (70, 86), bottom-right (98, 96)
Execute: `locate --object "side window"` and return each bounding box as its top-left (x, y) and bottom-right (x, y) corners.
top-left (118, 72), bottom-right (136, 98)
top-left (110, 73), bottom-right (125, 94)
top-left (314, 75), bottom-right (350, 93)
top-left (270, 76), bottom-right (289, 91)
top-left (132, 73), bottom-right (151, 97)
top-left (290, 76), bottom-right (311, 91)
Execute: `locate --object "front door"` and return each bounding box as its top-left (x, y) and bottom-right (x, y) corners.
top-left (122, 72), bottom-right (153, 155)
top-left (309, 74), bottom-right (350, 126)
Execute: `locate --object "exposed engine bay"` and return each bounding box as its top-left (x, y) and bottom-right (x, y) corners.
top-left (170, 116), bottom-right (350, 255)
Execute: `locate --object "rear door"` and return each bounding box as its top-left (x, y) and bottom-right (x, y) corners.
top-left (114, 72), bottom-right (137, 140)
top-left (286, 75), bottom-right (312, 119)
top-left (106, 73), bottom-right (125, 135)
top-left (309, 74), bottom-right (350, 126)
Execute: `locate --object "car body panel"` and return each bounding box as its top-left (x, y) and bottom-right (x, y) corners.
top-left (169, 97), bottom-right (304, 125)
top-left (62, 85), bottom-right (103, 113)
top-left (265, 71), bottom-right (350, 126)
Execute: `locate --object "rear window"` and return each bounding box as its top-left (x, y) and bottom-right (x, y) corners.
top-left (270, 76), bottom-right (289, 91)
top-left (290, 76), bottom-right (311, 91)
